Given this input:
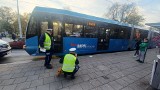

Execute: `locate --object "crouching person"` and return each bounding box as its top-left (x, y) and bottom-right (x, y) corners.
top-left (59, 48), bottom-right (79, 79)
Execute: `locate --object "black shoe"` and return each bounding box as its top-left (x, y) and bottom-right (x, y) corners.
top-left (46, 64), bottom-right (53, 69)
top-left (64, 74), bottom-right (67, 78)
top-left (71, 76), bottom-right (75, 79)
top-left (136, 59), bottom-right (140, 62)
top-left (139, 61), bottom-right (144, 63)
top-left (49, 64), bottom-right (52, 67)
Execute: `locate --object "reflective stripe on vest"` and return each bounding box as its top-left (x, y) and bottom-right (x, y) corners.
top-left (62, 54), bottom-right (76, 72)
top-left (44, 33), bottom-right (51, 50)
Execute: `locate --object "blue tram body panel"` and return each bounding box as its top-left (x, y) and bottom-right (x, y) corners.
top-left (25, 36), bottom-right (38, 55)
top-left (122, 39), bottom-right (129, 50)
top-left (130, 40), bottom-right (136, 50)
top-left (107, 39), bottom-right (129, 52)
top-left (25, 37), bottom-right (131, 55)
top-left (63, 37), bottom-right (97, 54)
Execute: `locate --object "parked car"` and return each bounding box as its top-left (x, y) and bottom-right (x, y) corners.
top-left (0, 39), bottom-right (11, 57)
top-left (9, 38), bottom-right (25, 49)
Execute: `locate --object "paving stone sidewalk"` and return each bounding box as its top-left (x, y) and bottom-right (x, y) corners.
top-left (0, 49), bottom-right (158, 90)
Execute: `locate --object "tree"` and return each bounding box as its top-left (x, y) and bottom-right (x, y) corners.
top-left (0, 6), bottom-right (30, 37)
top-left (21, 13), bottom-right (30, 35)
top-left (0, 20), bottom-right (13, 34)
top-left (0, 6), bottom-right (16, 33)
top-left (13, 13), bottom-right (30, 35)
top-left (105, 3), bottom-right (145, 26)
top-left (106, 3), bottom-right (120, 21)
top-left (0, 6), bottom-right (16, 23)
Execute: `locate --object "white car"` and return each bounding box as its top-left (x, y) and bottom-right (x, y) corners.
top-left (0, 39), bottom-right (11, 57)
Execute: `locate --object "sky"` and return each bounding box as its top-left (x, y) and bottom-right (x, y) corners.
top-left (0, 0), bottom-right (160, 24)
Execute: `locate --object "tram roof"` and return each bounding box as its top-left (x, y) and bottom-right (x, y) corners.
top-left (33, 6), bottom-right (132, 28)
top-left (133, 25), bottom-right (149, 30)
top-left (146, 23), bottom-right (160, 29)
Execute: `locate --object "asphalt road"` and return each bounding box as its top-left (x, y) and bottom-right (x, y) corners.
top-left (0, 49), bottom-right (34, 64)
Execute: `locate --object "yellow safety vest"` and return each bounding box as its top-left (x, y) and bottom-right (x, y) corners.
top-left (62, 54), bottom-right (76, 72)
top-left (44, 33), bottom-right (51, 50)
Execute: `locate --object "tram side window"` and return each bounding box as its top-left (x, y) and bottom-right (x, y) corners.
top-left (118, 29), bottom-right (125, 39)
top-left (106, 29), bottom-right (110, 39)
top-left (73, 25), bottom-right (83, 37)
top-left (110, 29), bottom-right (118, 39)
top-left (40, 22), bottom-right (48, 34)
top-left (84, 26), bottom-right (97, 38)
top-left (118, 28), bottom-right (129, 39)
top-left (27, 17), bottom-right (37, 37)
top-left (141, 30), bottom-right (148, 39)
top-left (133, 29), bottom-right (140, 39)
top-left (65, 23), bottom-right (73, 37)
top-left (99, 28), bottom-right (105, 38)
top-left (99, 28), bottom-right (110, 39)
top-left (39, 14), bottom-right (53, 36)
top-left (64, 23), bottom-right (83, 37)
top-left (126, 28), bottom-right (131, 39)
top-left (53, 22), bottom-right (62, 41)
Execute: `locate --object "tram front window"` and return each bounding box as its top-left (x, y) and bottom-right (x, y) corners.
top-left (41, 22), bottom-right (48, 34)
top-left (26, 16), bottom-right (37, 39)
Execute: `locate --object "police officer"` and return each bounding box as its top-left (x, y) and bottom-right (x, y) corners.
top-left (59, 48), bottom-right (79, 79)
top-left (39, 29), bottom-right (54, 69)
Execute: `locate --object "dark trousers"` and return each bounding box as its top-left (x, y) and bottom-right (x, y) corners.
top-left (134, 49), bottom-right (139, 56)
top-left (44, 50), bottom-right (53, 66)
top-left (63, 65), bottom-right (80, 77)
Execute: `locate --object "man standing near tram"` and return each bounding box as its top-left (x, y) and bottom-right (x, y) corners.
top-left (39, 29), bottom-right (54, 69)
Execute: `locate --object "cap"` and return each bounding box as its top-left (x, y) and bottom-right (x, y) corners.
top-left (46, 29), bottom-right (53, 31)
top-left (69, 48), bottom-right (76, 52)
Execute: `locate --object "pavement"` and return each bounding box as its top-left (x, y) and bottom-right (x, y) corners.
top-left (0, 50), bottom-right (34, 64)
top-left (0, 49), bottom-right (158, 90)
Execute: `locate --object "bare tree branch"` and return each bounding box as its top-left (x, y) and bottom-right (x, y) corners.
top-left (105, 2), bottom-right (145, 26)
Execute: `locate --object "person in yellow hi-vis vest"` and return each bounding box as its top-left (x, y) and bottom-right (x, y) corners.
top-left (59, 48), bottom-right (79, 79)
top-left (39, 29), bottom-right (54, 69)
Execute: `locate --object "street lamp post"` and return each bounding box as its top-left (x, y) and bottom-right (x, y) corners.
top-left (17, 0), bottom-right (22, 38)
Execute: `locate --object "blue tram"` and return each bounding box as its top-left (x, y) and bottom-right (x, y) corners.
top-left (25, 6), bottom-right (153, 56)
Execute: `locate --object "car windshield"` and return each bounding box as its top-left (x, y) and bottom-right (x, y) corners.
top-left (0, 39), bottom-right (8, 45)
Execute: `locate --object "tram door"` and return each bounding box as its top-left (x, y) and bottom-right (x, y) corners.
top-left (39, 21), bottom-right (63, 53)
top-left (97, 28), bottom-right (110, 50)
top-left (52, 21), bottom-right (63, 53)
